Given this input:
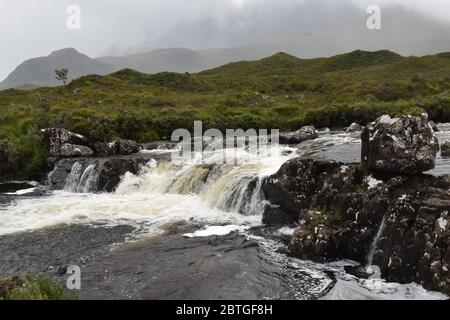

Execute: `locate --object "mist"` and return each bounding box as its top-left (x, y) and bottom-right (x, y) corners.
top-left (1, 0), bottom-right (450, 80)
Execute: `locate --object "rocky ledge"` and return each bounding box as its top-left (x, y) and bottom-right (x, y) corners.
top-left (41, 128), bottom-right (174, 192)
top-left (262, 113), bottom-right (449, 294)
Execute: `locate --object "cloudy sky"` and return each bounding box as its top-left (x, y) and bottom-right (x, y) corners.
top-left (1, 0), bottom-right (450, 80)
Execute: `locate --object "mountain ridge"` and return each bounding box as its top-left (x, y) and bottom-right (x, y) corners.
top-left (3, 47), bottom-right (450, 90)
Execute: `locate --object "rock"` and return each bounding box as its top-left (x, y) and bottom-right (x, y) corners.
top-left (345, 122), bottom-right (362, 132)
top-left (96, 158), bottom-right (145, 192)
top-left (430, 121), bottom-right (439, 132)
top-left (116, 139), bottom-right (140, 155)
top-left (279, 126), bottom-right (318, 145)
top-left (140, 141), bottom-right (177, 151)
top-left (60, 144), bottom-right (94, 157)
top-left (93, 142), bottom-right (117, 156)
top-left (262, 156), bottom-right (450, 294)
top-left (47, 153), bottom-right (170, 192)
top-left (361, 113), bottom-right (439, 174)
top-left (41, 128), bottom-right (88, 157)
top-left (93, 140), bottom-right (139, 156)
top-left (261, 157), bottom-right (359, 225)
top-left (441, 142), bottom-right (450, 158)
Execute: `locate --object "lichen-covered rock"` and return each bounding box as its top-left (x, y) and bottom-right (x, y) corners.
top-left (441, 142), bottom-right (450, 158)
top-left (262, 156), bottom-right (450, 294)
top-left (346, 122), bottom-right (362, 133)
top-left (41, 128), bottom-right (88, 157)
top-left (261, 157), bottom-right (358, 225)
top-left (361, 113), bottom-right (439, 174)
top-left (60, 143), bottom-right (94, 157)
top-left (279, 126), bottom-right (318, 145)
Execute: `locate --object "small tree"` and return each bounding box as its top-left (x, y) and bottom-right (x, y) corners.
top-left (55, 68), bottom-right (69, 85)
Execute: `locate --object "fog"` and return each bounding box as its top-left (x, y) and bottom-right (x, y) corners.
top-left (1, 0), bottom-right (450, 80)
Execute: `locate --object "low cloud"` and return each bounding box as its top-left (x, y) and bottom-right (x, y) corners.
top-left (1, 0), bottom-right (450, 80)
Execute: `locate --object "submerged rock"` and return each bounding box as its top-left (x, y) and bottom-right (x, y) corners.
top-left (346, 123), bottom-right (363, 133)
top-left (441, 142), bottom-right (450, 158)
top-left (262, 156), bottom-right (450, 294)
top-left (361, 113), bottom-right (439, 174)
top-left (279, 126), bottom-right (318, 145)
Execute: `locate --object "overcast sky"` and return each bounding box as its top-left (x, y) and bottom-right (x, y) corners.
top-left (1, 0), bottom-right (450, 80)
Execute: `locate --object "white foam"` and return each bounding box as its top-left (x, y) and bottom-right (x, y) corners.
top-left (5, 187), bottom-right (36, 195)
top-left (183, 225), bottom-right (249, 238)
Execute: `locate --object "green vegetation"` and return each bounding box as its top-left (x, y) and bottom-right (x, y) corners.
top-left (0, 275), bottom-right (78, 300)
top-left (1, 49), bottom-right (450, 180)
top-left (55, 68), bottom-right (69, 86)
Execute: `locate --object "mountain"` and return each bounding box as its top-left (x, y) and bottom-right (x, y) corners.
top-left (0, 48), bottom-right (114, 89)
top-left (98, 47), bottom-right (267, 74)
top-left (1, 47), bottom-right (268, 90)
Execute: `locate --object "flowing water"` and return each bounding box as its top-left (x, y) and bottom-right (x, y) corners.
top-left (1, 127), bottom-right (449, 300)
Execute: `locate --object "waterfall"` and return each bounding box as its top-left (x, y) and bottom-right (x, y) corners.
top-left (64, 162), bottom-right (99, 193)
top-left (366, 214), bottom-right (387, 270)
top-left (77, 164), bottom-right (99, 193)
top-left (114, 145), bottom-right (295, 215)
top-left (64, 162), bottom-right (84, 192)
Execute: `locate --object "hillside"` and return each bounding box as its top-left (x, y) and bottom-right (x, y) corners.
top-left (1, 49), bottom-right (450, 180)
top-left (0, 48), bottom-right (114, 90)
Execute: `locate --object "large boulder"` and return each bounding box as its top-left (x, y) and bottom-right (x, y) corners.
top-left (41, 128), bottom-right (89, 157)
top-left (361, 113), bottom-right (439, 174)
top-left (60, 143), bottom-right (94, 157)
top-left (262, 157), bottom-right (450, 294)
top-left (279, 126), bottom-right (318, 145)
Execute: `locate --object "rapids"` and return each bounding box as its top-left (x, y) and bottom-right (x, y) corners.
top-left (1, 126), bottom-right (449, 300)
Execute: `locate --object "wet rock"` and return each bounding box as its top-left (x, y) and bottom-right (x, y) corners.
top-left (279, 126), bottom-right (318, 145)
top-left (262, 156), bottom-right (450, 294)
top-left (115, 139), bottom-right (140, 155)
top-left (430, 121), bottom-right (439, 132)
top-left (96, 157), bottom-right (145, 192)
top-left (346, 123), bottom-right (362, 133)
top-left (47, 154), bottom-right (166, 192)
top-left (261, 157), bottom-right (362, 225)
top-left (361, 113), bottom-right (439, 174)
top-left (41, 128), bottom-right (89, 157)
top-left (441, 142), bottom-right (450, 158)
top-left (0, 224), bottom-right (333, 300)
top-left (60, 143), bottom-right (94, 157)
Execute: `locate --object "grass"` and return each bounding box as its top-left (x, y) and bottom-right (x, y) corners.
top-left (1, 49), bottom-right (450, 180)
top-left (0, 275), bottom-right (78, 300)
